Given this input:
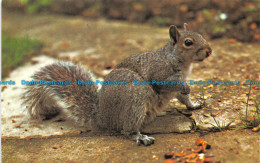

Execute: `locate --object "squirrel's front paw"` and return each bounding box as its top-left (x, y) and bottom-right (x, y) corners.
top-left (181, 84), bottom-right (191, 95)
top-left (187, 101), bottom-right (202, 110)
top-left (132, 133), bottom-right (155, 146)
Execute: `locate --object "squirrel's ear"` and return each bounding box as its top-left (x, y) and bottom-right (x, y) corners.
top-left (183, 23), bottom-right (189, 31)
top-left (169, 25), bottom-right (180, 44)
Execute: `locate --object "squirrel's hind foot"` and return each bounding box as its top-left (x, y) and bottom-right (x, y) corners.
top-left (131, 132), bottom-right (155, 146)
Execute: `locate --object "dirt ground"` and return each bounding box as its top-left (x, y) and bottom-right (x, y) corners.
top-left (2, 9), bottom-right (260, 163)
top-left (2, 130), bottom-right (260, 163)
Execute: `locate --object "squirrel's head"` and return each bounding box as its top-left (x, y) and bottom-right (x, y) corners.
top-left (169, 23), bottom-right (212, 63)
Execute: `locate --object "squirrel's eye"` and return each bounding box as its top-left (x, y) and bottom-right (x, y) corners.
top-left (184, 39), bottom-right (193, 46)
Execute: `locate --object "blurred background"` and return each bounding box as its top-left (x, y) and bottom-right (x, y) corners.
top-left (2, 0), bottom-right (260, 78)
top-left (3, 0), bottom-right (260, 41)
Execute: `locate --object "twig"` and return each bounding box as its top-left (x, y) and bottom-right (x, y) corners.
top-left (245, 85), bottom-right (252, 126)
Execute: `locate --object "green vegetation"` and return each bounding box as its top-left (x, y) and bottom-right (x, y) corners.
top-left (209, 114), bottom-right (233, 131)
top-left (202, 9), bottom-right (228, 36)
top-left (250, 99), bottom-right (260, 127)
top-left (237, 86), bottom-right (260, 129)
top-left (2, 34), bottom-right (43, 78)
top-left (20, 0), bottom-right (52, 14)
top-left (149, 16), bottom-right (172, 27)
top-left (243, 88), bottom-right (260, 128)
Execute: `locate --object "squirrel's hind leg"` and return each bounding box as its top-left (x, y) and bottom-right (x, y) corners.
top-left (120, 101), bottom-right (157, 146)
top-left (98, 68), bottom-right (159, 145)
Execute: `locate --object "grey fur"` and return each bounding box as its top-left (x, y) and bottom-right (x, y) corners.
top-left (23, 24), bottom-right (212, 146)
top-left (22, 61), bottom-right (98, 125)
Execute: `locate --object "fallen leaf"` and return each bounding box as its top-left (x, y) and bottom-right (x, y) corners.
top-left (195, 138), bottom-right (204, 146)
top-left (234, 58), bottom-right (239, 64)
top-left (175, 150), bottom-right (186, 157)
top-left (252, 124), bottom-right (260, 132)
top-left (204, 157), bottom-right (213, 163)
top-left (62, 42), bottom-right (69, 47)
top-left (185, 152), bottom-right (198, 159)
top-left (77, 130), bottom-right (82, 134)
top-left (250, 23), bottom-right (257, 29)
top-left (192, 146), bottom-right (204, 153)
top-left (254, 34), bottom-right (259, 40)
top-left (229, 38), bottom-right (236, 43)
top-left (1, 85), bottom-right (7, 91)
top-left (164, 159), bottom-right (176, 163)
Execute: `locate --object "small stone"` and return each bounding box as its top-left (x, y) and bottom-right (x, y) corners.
top-left (142, 111), bottom-right (193, 134)
top-left (205, 98), bottom-right (214, 103)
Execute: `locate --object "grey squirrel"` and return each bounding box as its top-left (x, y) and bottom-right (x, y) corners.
top-left (23, 23), bottom-right (212, 146)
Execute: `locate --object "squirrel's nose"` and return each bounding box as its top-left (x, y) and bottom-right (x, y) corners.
top-left (206, 47), bottom-right (212, 57)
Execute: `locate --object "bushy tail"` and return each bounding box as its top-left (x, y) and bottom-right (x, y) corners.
top-left (22, 61), bottom-right (98, 125)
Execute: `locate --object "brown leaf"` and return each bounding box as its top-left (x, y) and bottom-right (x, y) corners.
top-left (164, 159), bottom-right (176, 163)
top-left (204, 157), bottom-right (213, 163)
top-left (192, 146), bottom-right (204, 153)
top-left (175, 150), bottom-right (186, 157)
top-left (77, 130), bottom-right (82, 134)
top-left (254, 34), bottom-right (259, 40)
top-left (1, 85), bottom-right (7, 91)
top-left (229, 38), bottom-right (236, 43)
top-left (195, 138), bottom-right (204, 146)
top-left (62, 42), bottom-right (69, 47)
top-left (250, 23), bottom-right (257, 30)
top-left (252, 124), bottom-right (260, 132)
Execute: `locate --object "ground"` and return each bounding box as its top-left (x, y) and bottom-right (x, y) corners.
top-left (2, 130), bottom-right (259, 162)
top-left (1, 9), bottom-right (260, 163)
